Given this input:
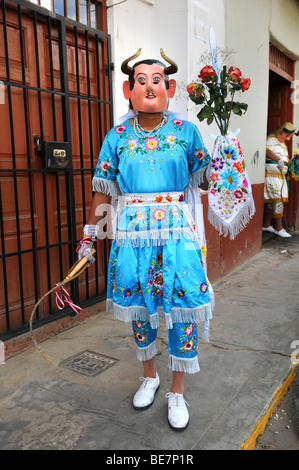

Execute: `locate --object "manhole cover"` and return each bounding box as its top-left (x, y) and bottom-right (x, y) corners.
top-left (59, 350), bottom-right (119, 377)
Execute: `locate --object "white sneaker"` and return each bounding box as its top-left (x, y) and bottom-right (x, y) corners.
top-left (262, 226), bottom-right (275, 233)
top-left (274, 228), bottom-right (292, 238)
top-left (165, 392), bottom-right (189, 430)
top-left (133, 373), bottom-right (160, 410)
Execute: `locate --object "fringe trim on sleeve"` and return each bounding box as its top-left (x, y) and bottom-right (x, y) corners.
top-left (190, 163), bottom-right (210, 188)
top-left (92, 176), bottom-right (121, 196)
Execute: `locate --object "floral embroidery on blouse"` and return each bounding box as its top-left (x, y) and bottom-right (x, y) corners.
top-left (188, 146), bottom-right (210, 169)
top-left (114, 125), bottom-right (127, 134)
top-left (93, 117), bottom-right (211, 195)
top-left (94, 156), bottom-right (118, 180)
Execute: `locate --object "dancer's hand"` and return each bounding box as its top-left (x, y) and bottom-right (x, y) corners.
top-left (76, 225), bottom-right (97, 263)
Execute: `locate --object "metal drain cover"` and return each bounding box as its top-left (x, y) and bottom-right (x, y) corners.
top-left (59, 350), bottom-right (119, 377)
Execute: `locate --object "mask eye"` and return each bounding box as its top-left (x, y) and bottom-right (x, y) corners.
top-left (153, 76), bottom-right (161, 84)
top-left (137, 76), bottom-right (146, 85)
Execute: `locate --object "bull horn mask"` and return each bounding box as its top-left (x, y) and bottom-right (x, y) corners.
top-left (121, 48), bottom-right (178, 76)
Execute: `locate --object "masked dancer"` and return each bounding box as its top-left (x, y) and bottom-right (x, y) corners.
top-left (77, 49), bottom-right (213, 430)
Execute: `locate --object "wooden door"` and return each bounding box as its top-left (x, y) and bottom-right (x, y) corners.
top-left (0, 0), bottom-right (112, 336)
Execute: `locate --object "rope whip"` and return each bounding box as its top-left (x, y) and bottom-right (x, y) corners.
top-left (29, 249), bottom-right (96, 367)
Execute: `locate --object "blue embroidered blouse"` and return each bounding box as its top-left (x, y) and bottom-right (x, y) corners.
top-left (92, 117), bottom-right (211, 196)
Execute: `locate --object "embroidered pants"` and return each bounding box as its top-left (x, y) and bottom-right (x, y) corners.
top-left (132, 320), bottom-right (200, 374)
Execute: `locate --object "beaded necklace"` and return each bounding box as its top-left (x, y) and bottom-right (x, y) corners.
top-left (133, 113), bottom-right (168, 139)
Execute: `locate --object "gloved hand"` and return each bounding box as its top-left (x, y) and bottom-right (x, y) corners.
top-left (277, 158), bottom-right (284, 171)
top-left (76, 225), bottom-right (97, 263)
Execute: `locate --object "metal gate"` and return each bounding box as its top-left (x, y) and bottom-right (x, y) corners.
top-left (0, 0), bottom-right (113, 339)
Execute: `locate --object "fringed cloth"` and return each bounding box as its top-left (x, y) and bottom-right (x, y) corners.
top-left (105, 190), bottom-right (213, 342)
top-left (208, 132), bottom-right (255, 239)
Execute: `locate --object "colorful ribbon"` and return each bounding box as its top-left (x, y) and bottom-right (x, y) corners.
top-left (55, 284), bottom-right (84, 315)
top-left (76, 236), bottom-right (95, 254)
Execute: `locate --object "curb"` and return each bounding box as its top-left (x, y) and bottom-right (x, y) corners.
top-left (240, 363), bottom-right (298, 450)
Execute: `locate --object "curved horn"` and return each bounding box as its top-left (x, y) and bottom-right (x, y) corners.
top-left (121, 48), bottom-right (142, 75)
top-left (160, 48), bottom-right (178, 75)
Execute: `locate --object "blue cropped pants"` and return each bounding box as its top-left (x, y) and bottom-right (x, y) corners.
top-left (132, 320), bottom-right (200, 374)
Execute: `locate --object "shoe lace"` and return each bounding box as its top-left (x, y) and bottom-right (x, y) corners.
top-left (139, 376), bottom-right (155, 389)
top-left (165, 392), bottom-right (190, 408)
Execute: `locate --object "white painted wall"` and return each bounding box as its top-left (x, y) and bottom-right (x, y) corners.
top-left (107, 0), bottom-right (299, 182)
top-left (224, 0), bottom-right (271, 184)
top-left (107, 0), bottom-right (225, 153)
top-left (224, 0), bottom-right (299, 183)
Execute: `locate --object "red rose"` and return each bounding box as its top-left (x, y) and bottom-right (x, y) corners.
top-left (241, 77), bottom-right (251, 92)
top-left (186, 83), bottom-right (202, 98)
top-left (187, 83), bottom-right (196, 94)
top-left (198, 65), bottom-right (217, 81)
top-left (228, 67), bottom-right (242, 82)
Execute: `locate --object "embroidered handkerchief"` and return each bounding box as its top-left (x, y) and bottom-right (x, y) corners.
top-left (208, 131), bottom-right (255, 239)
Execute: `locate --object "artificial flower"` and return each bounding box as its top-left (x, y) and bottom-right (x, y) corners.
top-left (241, 77), bottom-right (251, 92)
top-left (187, 83), bottom-right (203, 98)
top-left (198, 65), bottom-right (217, 81)
top-left (228, 66), bottom-right (242, 82)
top-left (187, 59), bottom-right (251, 135)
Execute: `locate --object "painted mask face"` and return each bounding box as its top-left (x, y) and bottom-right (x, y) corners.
top-left (123, 63), bottom-right (176, 113)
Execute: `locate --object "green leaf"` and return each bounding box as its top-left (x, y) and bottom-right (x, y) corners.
top-left (225, 101), bottom-right (233, 111)
top-left (221, 109), bottom-right (229, 119)
top-left (236, 102), bottom-right (248, 111)
top-left (189, 94), bottom-right (205, 105)
top-left (196, 109), bottom-right (206, 122)
top-left (197, 106), bottom-right (213, 120)
top-left (230, 82), bottom-right (242, 91)
top-left (207, 115), bottom-right (214, 125)
top-left (233, 104), bottom-right (242, 116)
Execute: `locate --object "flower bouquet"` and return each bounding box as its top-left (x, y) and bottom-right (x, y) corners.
top-left (187, 64), bottom-right (255, 239)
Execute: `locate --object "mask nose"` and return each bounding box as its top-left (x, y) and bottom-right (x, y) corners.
top-left (146, 82), bottom-right (155, 95)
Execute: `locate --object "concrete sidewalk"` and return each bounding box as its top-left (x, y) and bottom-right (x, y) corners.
top-left (0, 233), bottom-right (299, 451)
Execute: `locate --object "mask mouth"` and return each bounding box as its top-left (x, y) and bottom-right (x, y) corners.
top-left (146, 92), bottom-right (156, 99)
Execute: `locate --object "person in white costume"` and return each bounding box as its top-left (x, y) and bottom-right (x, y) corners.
top-left (263, 122), bottom-right (295, 238)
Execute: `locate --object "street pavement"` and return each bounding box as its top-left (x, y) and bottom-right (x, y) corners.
top-left (0, 231), bottom-right (299, 452)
